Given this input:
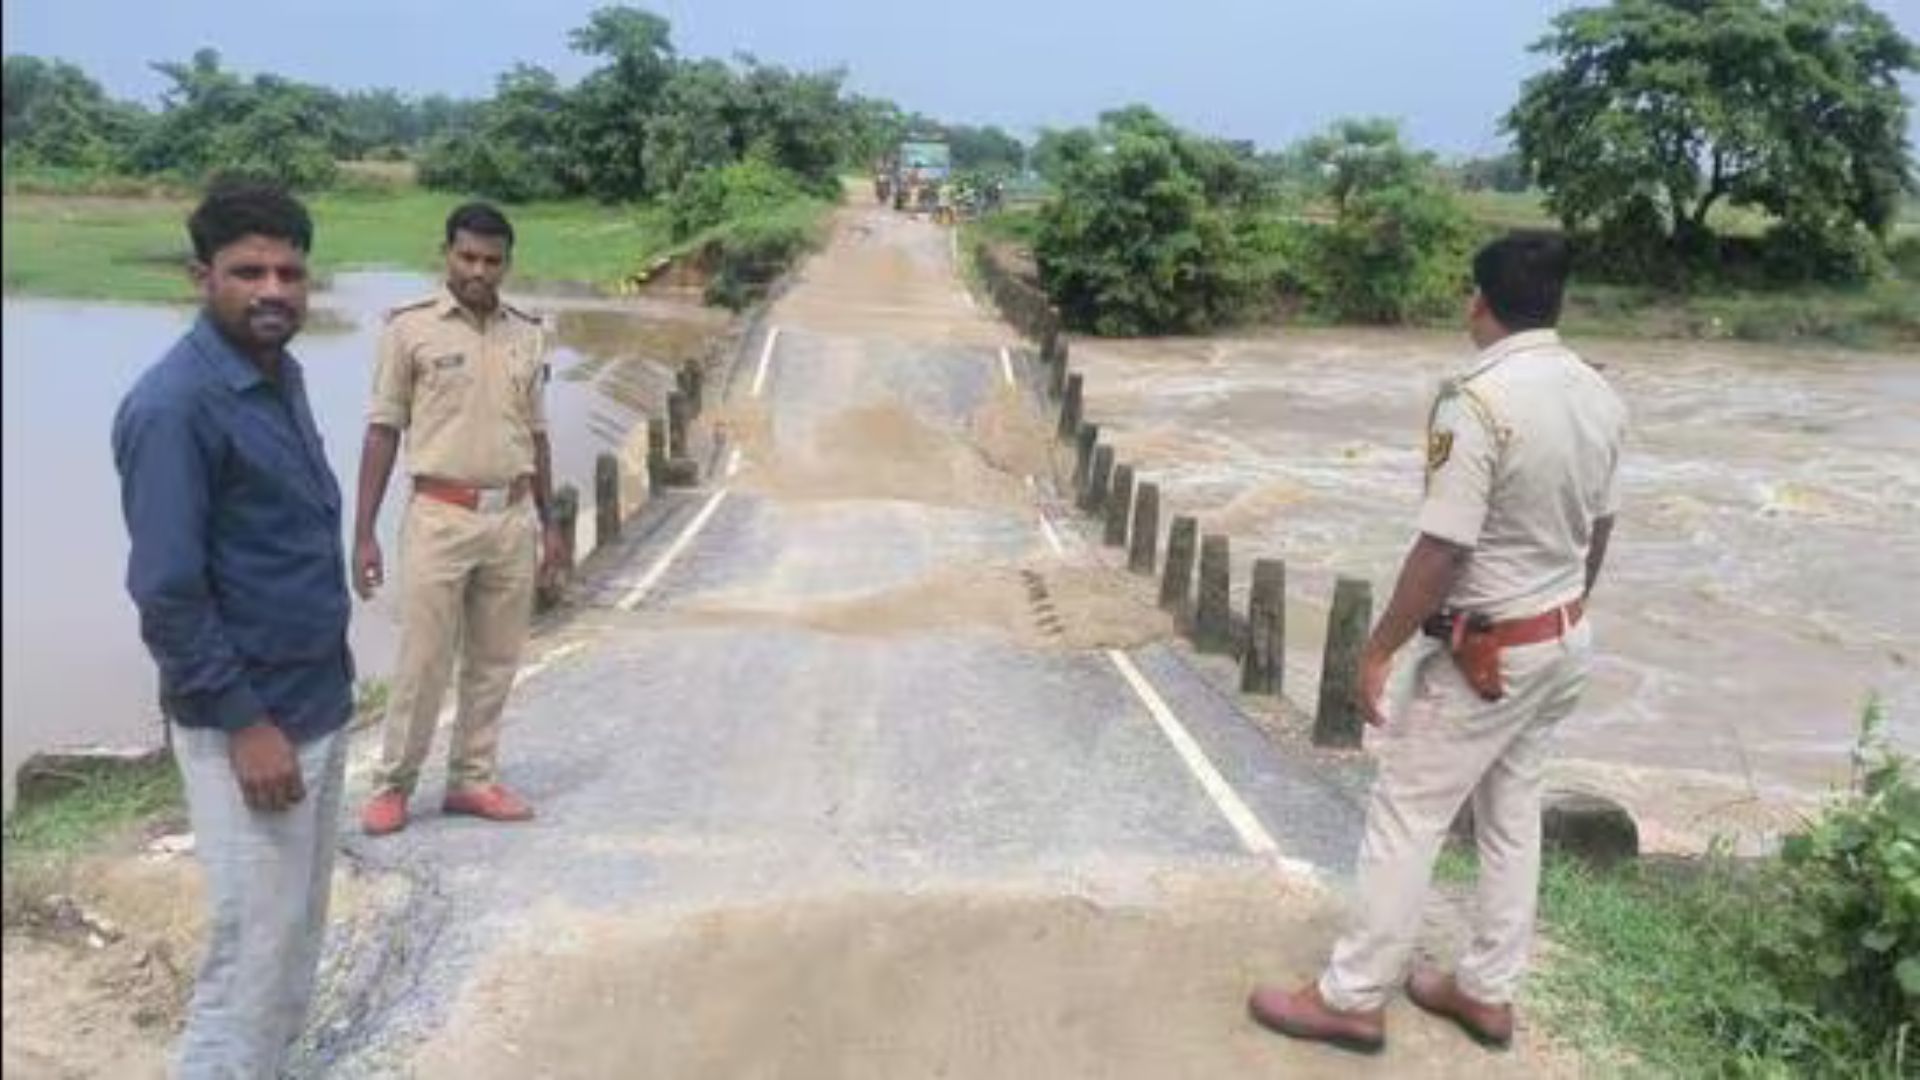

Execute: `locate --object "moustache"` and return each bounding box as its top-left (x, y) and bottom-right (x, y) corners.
top-left (248, 301), bottom-right (298, 320)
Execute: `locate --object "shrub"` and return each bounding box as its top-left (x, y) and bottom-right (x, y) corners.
top-left (1034, 129), bottom-right (1259, 335)
top-left (1760, 218), bottom-right (1886, 287)
top-left (1304, 180), bottom-right (1476, 324)
top-left (667, 159), bottom-right (810, 241)
top-left (1755, 701), bottom-right (1919, 1063)
top-left (699, 201), bottom-right (825, 310)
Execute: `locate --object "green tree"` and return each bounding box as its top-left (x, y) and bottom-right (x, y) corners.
top-left (947, 124), bottom-right (1024, 172)
top-left (418, 64), bottom-right (572, 201)
top-left (1307, 179), bottom-right (1476, 323)
top-left (1506, 0), bottom-right (1918, 260)
top-left (566, 5), bottom-right (676, 199)
top-left (1299, 117), bottom-right (1431, 213)
top-left (1034, 111), bottom-right (1258, 334)
top-left (2, 54), bottom-right (148, 170)
top-left (642, 59), bottom-right (747, 195)
top-left (130, 50), bottom-right (342, 188)
top-left (732, 57), bottom-right (854, 193)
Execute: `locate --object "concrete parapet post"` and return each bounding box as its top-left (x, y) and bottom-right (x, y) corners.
top-left (1104, 464), bottom-right (1134, 547)
top-left (1161, 516), bottom-right (1197, 611)
top-left (1195, 534), bottom-right (1233, 654)
top-left (1058, 373), bottom-right (1083, 440)
top-left (1049, 340), bottom-right (1070, 400)
top-left (1242, 558), bottom-right (1286, 695)
top-left (594, 452), bottom-right (621, 548)
top-left (1129, 482), bottom-right (1160, 575)
top-left (1314, 576), bottom-right (1374, 748)
top-left (1080, 445), bottom-right (1114, 514)
top-left (1072, 423), bottom-right (1100, 491)
top-left (667, 391), bottom-right (690, 459)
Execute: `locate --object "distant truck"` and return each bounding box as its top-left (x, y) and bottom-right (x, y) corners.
top-left (891, 138), bottom-right (952, 215)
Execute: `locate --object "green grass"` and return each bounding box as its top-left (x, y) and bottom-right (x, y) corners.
top-left (1565, 279), bottom-right (1920, 349)
top-left (3, 758), bottom-right (182, 873)
top-left (3, 181), bottom-right (679, 303)
top-left (1437, 851), bottom-right (1918, 1077)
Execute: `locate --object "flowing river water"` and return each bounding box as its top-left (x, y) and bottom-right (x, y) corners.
top-left (1069, 328), bottom-right (1919, 829)
top-left (0, 272), bottom-right (726, 808)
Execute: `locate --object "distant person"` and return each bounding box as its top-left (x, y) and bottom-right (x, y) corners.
top-left (1248, 233), bottom-right (1627, 1054)
top-left (112, 181), bottom-right (352, 1076)
top-left (354, 202), bottom-right (564, 836)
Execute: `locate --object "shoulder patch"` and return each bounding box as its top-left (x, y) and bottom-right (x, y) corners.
top-left (1427, 429), bottom-right (1454, 473)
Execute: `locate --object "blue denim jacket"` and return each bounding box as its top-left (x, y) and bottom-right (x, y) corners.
top-left (112, 316), bottom-right (354, 742)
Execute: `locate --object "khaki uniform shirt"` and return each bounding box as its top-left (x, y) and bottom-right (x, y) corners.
top-left (1417, 329), bottom-right (1627, 621)
top-left (368, 287), bottom-right (549, 486)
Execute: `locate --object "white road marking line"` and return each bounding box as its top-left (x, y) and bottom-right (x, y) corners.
top-left (617, 488), bottom-right (731, 611)
top-left (726, 446), bottom-right (742, 478)
top-left (998, 346), bottom-right (1016, 388)
top-left (346, 640), bottom-right (588, 783)
top-left (517, 640), bottom-right (587, 685)
top-left (751, 327), bottom-right (781, 398)
top-left (1107, 649), bottom-right (1315, 877)
top-left (1038, 513), bottom-right (1066, 555)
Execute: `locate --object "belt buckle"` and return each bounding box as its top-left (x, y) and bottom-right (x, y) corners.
top-left (473, 487), bottom-right (510, 513)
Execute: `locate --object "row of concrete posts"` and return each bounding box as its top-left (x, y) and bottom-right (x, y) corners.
top-left (973, 233), bottom-right (1374, 750)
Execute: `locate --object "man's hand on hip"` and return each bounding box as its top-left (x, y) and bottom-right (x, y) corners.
top-left (229, 721), bottom-right (305, 812)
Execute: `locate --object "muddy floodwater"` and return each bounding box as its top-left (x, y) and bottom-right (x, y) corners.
top-left (1, 273), bottom-right (725, 807)
top-left (1072, 328), bottom-right (1919, 807)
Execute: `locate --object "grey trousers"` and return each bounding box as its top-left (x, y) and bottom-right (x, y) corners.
top-left (1320, 620), bottom-right (1594, 1011)
top-left (171, 724), bottom-right (346, 1079)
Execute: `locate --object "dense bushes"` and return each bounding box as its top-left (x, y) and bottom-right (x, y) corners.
top-left (1029, 110), bottom-right (1478, 335)
top-left (667, 159), bottom-right (811, 240)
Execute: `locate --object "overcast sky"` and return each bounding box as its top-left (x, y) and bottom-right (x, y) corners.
top-left (7, 0), bottom-right (1919, 156)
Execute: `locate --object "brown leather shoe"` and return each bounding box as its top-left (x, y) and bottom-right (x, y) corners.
top-left (1406, 967), bottom-right (1514, 1050)
top-left (360, 791), bottom-right (409, 837)
top-left (442, 783), bottom-right (535, 823)
top-left (1247, 982), bottom-right (1385, 1054)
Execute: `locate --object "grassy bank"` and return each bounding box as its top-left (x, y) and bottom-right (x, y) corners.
top-left (3, 183), bottom-right (681, 303)
top-left (1, 756), bottom-right (183, 924)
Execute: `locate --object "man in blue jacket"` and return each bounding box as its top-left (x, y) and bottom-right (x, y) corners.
top-left (113, 181), bottom-right (353, 1077)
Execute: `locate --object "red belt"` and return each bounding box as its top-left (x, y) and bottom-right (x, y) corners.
top-left (414, 476), bottom-right (530, 512)
top-left (1424, 599), bottom-right (1584, 648)
top-left (1487, 599), bottom-right (1584, 648)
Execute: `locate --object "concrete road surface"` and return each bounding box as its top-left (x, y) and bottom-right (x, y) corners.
top-left (305, 206), bottom-right (1575, 1078)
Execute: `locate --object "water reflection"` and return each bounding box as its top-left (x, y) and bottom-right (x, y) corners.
top-left (1, 272), bottom-right (725, 806)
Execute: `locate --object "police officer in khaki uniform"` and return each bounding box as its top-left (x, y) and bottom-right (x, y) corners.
top-left (1250, 233), bottom-right (1627, 1053)
top-left (353, 202), bottom-right (565, 836)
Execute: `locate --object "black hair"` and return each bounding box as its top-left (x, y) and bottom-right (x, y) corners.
top-left (1472, 231), bottom-right (1570, 331)
top-left (187, 180), bottom-right (313, 263)
top-left (444, 201), bottom-right (515, 250)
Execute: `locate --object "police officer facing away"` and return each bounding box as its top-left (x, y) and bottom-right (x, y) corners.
top-left (355, 202), bottom-right (565, 836)
top-left (1250, 233), bottom-right (1627, 1054)
top-left (113, 182), bottom-right (353, 1076)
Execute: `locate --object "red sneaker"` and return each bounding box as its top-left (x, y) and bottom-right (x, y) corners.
top-left (442, 784), bottom-right (535, 823)
top-left (360, 791), bottom-right (409, 837)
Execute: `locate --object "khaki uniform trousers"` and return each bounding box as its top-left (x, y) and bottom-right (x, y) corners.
top-left (373, 494), bottom-right (536, 795)
top-left (1320, 617), bottom-right (1594, 1011)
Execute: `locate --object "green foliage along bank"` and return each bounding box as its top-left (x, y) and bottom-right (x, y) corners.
top-left (1525, 705), bottom-right (1918, 1076)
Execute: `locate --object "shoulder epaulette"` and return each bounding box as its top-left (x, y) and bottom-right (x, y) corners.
top-left (384, 296), bottom-right (438, 322)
